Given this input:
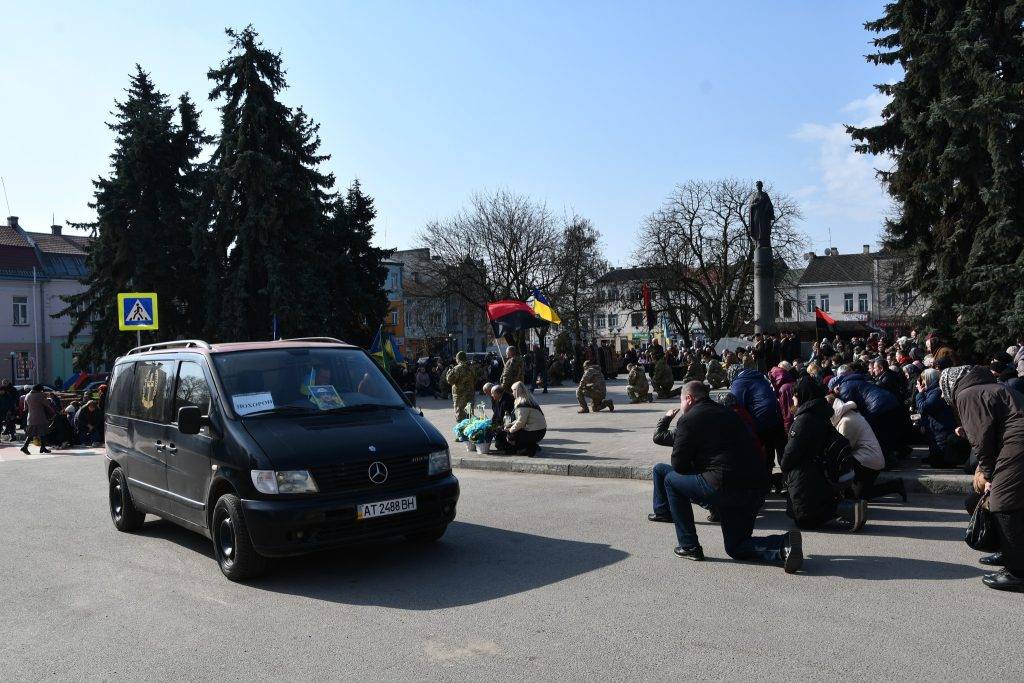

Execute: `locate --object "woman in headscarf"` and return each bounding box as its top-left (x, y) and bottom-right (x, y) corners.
top-left (943, 365), bottom-right (1024, 592)
top-left (916, 368), bottom-right (970, 469)
top-left (502, 381), bottom-right (547, 457)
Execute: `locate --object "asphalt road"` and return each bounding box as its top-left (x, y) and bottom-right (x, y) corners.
top-left (1, 454), bottom-right (1021, 681)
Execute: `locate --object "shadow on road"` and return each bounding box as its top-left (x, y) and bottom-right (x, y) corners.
top-left (550, 427), bottom-right (632, 434)
top-left (808, 554), bottom-right (986, 581)
top-left (251, 521), bottom-right (629, 608)
top-left (137, 518), bottom-right (215, 559)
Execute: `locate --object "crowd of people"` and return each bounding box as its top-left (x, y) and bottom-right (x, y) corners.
top-left (1, 380), bottom-right (108, 452)
top-left (424, 328), bottom-right (1023, 592)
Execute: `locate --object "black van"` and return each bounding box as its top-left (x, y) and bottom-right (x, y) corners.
top-left (104, 338), bottom-right (459, 580)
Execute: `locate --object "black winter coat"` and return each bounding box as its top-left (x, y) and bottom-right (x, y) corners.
top-left (780, 397), bottom-right (839, 524)
top-left (653, 399), bottom-right (768, 493)
top-left (955, 368), bottom-right (1024, 512)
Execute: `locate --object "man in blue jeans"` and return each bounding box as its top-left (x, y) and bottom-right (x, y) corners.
top-left (649, 381), bottom-right (804, 572)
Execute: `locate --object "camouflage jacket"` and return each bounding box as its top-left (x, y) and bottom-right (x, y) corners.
top-left (628, 366), bottom-right (649, 392)
top-left (501, 356), bottom-right (524, 389)
top-left (445, 362), bottom-right (476, 396)
top-left (652, 359), bottom-right (673, 386)
top-left (579, 365), bottom-right (606, 393)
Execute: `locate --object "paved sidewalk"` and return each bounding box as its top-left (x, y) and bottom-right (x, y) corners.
top-left (419, 379), bottom-right (973, 495)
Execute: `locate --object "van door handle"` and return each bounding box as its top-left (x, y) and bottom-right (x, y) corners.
top-left (155, 441), bottom-right (166, 452)
top-left (167, 444), bottom-right (178, 454)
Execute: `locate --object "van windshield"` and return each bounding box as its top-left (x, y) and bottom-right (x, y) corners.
top-left (211, 348), bottom-right (406, 417)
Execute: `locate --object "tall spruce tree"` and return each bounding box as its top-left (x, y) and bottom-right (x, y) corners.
top-left (849, 1), bottom-right (1024, 356)
top-left (203, 26), bottom-right (335, 341)
top-left (318, 179), bottom-right (392, 346)
top-left (60, 66), bottom-right (205, 365)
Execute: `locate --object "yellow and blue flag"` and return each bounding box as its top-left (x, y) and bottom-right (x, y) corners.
top-left (528, 288), bottom-right (561, 324)
top-left (369, 325), bottom-right (405, 371)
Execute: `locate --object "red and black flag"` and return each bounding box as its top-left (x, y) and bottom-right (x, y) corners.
top-left (486, 299), bottom-right (549, 338)
top-left (642, 283), bottom-right (656, 329)
top-left (815, 306), bottom-right (836, 338)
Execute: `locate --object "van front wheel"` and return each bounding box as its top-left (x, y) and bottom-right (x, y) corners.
top-left (211, 493), bottom-right (267, 581)
top-left (109, 466), bottom-right (145, 532)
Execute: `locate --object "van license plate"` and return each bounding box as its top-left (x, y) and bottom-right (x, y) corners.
top-left (357, 496), bottom-right (417, 520)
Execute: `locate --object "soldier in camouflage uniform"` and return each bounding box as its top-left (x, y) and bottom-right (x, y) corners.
top-left (445, 351), bottom-right (477, 421)
top-left (652, 356), bottom-right (675, 399)
top-left (576, 361), bottom-right (614, 413)
top-left (626, 363), bottom-right (653, 403)
top-left (705, 354), bottom-right (727, 389)
top-left (684, 354), bottom-right (706, 383)
top-left (500, 346), bottom-right (524, 392)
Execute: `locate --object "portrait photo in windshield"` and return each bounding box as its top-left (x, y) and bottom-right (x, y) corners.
top-left (213, 348), bottom-right (403, 415)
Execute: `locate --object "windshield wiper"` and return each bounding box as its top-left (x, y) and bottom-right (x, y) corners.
top-left (243, 405), bottom-right (319, 418)
top-left (320, 404), bottom-right (405, 414)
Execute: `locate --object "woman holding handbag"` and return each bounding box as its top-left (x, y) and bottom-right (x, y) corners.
top-left (943, 365), bottom-right (1024, 592)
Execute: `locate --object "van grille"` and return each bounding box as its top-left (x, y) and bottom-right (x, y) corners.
top-left (310, 455), bottom-right (428, 494)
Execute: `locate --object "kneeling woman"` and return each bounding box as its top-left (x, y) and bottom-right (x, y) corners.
top-left (503, 381), bottom-right (547, 456)
top-left (781, 378), bottom-right (867, 531)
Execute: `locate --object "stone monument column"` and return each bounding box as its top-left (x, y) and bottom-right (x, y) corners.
top-left (748, 180), bottom-right (776, 335)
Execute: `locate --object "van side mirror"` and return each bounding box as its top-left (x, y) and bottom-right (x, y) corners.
top-left (404, 390), bottom-right (417, 407)
top-left (177, 405), bottom-right (204, 435)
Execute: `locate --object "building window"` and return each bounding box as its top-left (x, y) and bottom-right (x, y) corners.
top-left (783, 300), bottom-right (793, 318)
top-left (390, 310), bottom-right (399, 327)
top-left (843, 293), bottom-right (853, 313)
top-left (858, 293), bottom-right (868, 313)
top-left (806, 295), bottom-right (816, 313)
top-left (631, 312), bottom-right (644, 327)
top-left (885, 291), bottom-right (897, 308)
top-left (819, 294), bottom-right (830, 313)
top-left (595, 314), bottom-right (607, 329)
top-left (12, 296), bottom-right (28, 326)
top-left (607, 313), bottom-right (619, 328)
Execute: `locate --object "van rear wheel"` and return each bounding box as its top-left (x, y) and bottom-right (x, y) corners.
top-left (211, 493), bottom-right (267, 581)
top-left (109, 466), bottom-right (145, 532)
top-left (406, 524), bottom-right (448, 543)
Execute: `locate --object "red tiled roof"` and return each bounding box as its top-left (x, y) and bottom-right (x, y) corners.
top-left (25, 231), bottom-right (89, 256)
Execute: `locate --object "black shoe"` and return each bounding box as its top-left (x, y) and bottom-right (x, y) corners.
top-left (782, 531), bottom-right (803, 574)
top-left (674, 545), bottom-right (705, 561)
top-left (706, 510), bottom-right (720, 523)
top-left (980, 552), bottom-right (1006, 567)
top-left (19, 446), bottom-right (29, 455)
top-left (648, 512), bottom-right (673, 523)
top-left (982, 570), bottom-right (1024, 592)
top-left (896, 478), bottom-right (908, 504)
top-left (39, 447), bottom-right (52, 454)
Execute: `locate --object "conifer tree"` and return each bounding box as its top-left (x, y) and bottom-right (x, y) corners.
top-left (319, 179), bottom-right (392, 346)
top-left (203, 26), bottom-right (335, 340)
top-left (849, 1), bottom-right (1024, 355)
top-left (60, 66), bottom-right (205, 365)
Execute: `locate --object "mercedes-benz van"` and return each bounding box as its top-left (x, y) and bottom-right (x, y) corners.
top-left (104, 338), bottom-right (459, 580)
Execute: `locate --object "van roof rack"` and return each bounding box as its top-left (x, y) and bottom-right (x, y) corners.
top-left (126, 339), bottom-right (212, 356)
top-left (279, 337), bottom-right (347, 344)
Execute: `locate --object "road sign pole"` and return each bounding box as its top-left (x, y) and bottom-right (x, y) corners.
top-left (137, 331), bottom-right (141, 348)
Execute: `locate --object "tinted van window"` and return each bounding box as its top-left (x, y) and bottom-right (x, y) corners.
top-left (129, 360), bottom-right (176, 422)
top-left (107, 362), bottom-right (135, 416)
top-left (174, 361), bottom-right (212, 416)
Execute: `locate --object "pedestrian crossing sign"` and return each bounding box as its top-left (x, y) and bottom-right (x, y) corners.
top-left (117, 292), bottom-right (159, 331)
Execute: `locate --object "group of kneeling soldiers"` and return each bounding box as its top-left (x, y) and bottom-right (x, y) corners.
top-left (624, 352), bottom-right (730, 404)
top-left (443, 345), bottom-right (731, 419)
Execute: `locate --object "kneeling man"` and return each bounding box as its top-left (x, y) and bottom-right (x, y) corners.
top-left (649, 381), bottom-right (803, 572)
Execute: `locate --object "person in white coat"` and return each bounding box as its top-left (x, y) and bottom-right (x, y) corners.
top-left (831, 398), bottom-right (907, 502)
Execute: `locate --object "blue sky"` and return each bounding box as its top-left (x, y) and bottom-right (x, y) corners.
top-left (1, 1), bottom-right (898, 264)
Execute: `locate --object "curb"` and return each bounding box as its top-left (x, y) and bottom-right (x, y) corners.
top-left (452, 455), bottom-right (973, 496)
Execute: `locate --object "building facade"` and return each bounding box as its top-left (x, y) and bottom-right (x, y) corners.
top-left (381, 259), bottom-right (406, 354)
top-left (390, 248), bottom-right (489, 358)
top-left (777, 245), bottom-right (926, 338)
top-left (0, 216), bottom-right (92, 384)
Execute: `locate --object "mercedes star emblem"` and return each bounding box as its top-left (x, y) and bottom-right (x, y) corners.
top-left (368, 445), bottom-right (377, 453)
top-left (368, 461), bottom-right (388, 484)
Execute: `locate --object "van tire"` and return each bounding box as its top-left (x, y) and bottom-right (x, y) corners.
top-left (211, 493), bottom-right (267, 581)
top-left (406, 524), bottom-right (448, 544)
top-left (109, 466), bottom-right (145, 532)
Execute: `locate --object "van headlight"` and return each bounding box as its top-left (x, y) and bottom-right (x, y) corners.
top-left (428, 449), bottom-right (451, 476)
top-left (251, 470), bottom-right (319, 494)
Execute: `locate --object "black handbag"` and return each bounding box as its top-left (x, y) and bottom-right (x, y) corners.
top-left (965, 492), bottom-right (1000, 552)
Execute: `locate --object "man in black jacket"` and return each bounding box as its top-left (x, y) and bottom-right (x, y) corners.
top-left (648, 381), bottom-right (804, 572)
top-left (871, 358), bottom-right (906, 400)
